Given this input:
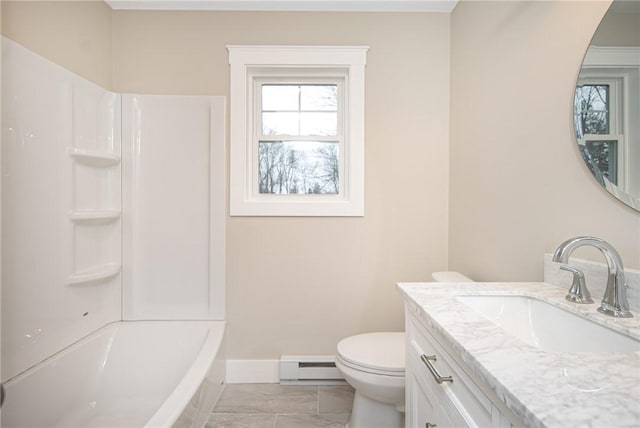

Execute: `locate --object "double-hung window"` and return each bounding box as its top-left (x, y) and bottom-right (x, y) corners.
top-left (576, 46), bottom-right (640, 196)
top-left (257, 78), bottom-right (343, 196)
top-left (228, 46), bottom-right (368, 216)
top-left (574, 77), bottom-right (623, 185)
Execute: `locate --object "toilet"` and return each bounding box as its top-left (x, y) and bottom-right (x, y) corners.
top-left (336, 271), bottom-right (474, 428)
top-left (336, 332), bottom-right (405, 428)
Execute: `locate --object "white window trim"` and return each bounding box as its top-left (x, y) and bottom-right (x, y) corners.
top-left (228, 45), bottom-right (368, 216)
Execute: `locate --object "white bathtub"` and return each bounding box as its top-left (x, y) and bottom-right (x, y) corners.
top-left (2, 321), bottom-right (226, 428)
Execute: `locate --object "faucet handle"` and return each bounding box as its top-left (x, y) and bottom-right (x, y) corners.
top-left (560, 265), bottom-right (594, 304)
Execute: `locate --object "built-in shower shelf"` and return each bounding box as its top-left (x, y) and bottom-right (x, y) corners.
top-left (68, 148), bottom-right (120, 167)
top-left (68, 264), bottom-right (121, 285)
top-left (69, 210), bottom-right (121, 224)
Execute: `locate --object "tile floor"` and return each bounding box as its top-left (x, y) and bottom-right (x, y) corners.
top-left (207, 384), bottom-right (355, 428)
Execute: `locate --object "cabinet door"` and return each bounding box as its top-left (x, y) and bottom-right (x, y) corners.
top-left (407, 373), bottom-right (440, 428)
top-left (408, 373), bottom-right (463, 428)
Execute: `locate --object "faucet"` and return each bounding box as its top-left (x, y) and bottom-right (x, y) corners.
top-left (560, 264), bottom-right (593, 304)
top-left (552, 236), bottom-right (632, 318)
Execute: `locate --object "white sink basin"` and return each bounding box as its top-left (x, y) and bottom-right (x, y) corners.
top-left (456, 295), bottom-right (640, 353)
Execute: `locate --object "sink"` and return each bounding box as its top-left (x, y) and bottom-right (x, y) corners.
top-left (456, 295), bottom-right (640, 353)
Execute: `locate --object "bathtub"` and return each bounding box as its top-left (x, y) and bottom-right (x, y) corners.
top-left (1, 321), bottom-right (226, 428)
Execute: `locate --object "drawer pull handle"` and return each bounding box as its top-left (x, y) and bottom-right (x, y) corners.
top-left (426, 423), bottom-right (437, 428)
top-left (420, 354), bottom-right (453, 384)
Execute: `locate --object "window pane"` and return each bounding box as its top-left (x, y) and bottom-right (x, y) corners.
top-left (262, 85), bottom-right (299, 111)
top-left (300, 112), bottom-right (337, 136)
top-left (301, 85), bottom-right (337, 111)
top-left (258, 141), bottom-right (339, 194)
top-left (574, 85), bottom-right (609, 137)
top-left (262, 112), bottom-right (299, 135)
top-left (582, 140), bottom-right (618, 184)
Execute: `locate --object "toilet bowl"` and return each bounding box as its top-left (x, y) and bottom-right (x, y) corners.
top-left (336, 332), bottom-right (405, 428)
top-left (336, 271), bottom-right (474, 428)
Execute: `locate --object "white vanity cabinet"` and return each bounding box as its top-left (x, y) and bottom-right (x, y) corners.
top-left (405, 306), bottom-right (522, 428)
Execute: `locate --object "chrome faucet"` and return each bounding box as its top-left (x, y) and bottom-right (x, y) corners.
top-left (552, 236), bottom-right (632, 318)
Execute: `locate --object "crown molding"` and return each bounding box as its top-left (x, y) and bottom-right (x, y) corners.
top-left (105, 0), bottom-right (458, 12)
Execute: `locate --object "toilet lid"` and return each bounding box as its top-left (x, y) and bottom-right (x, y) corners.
top-left (337, 332), bottom-right (405, 374)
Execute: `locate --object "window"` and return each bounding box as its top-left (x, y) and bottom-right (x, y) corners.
top-left (574, 77), bottom-right (624, 186)
top-left (576, 46), bottom-right (640, 196)
top-left (228, 46), bottom-right (368, 216)
top-left (258, 80), bottom-right (342, 195)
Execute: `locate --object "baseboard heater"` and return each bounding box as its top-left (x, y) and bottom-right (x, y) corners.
top-left (279, 355), bottom-right (346, 385)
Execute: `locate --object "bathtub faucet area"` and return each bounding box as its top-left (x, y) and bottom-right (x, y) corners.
top-left (553, 236), bottom-right (632, 318)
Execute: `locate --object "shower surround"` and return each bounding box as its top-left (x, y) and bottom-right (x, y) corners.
top-left (1, 37), bottom-right (226, 427)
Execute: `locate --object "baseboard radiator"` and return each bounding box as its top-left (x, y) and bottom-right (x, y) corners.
top-left (279, 355), bottom-right (346, 385)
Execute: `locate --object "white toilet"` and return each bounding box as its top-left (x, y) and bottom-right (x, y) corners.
top-left (336, 271), bottom-right (473, 428)
top-left (336, 332), bottom-right (405, 428)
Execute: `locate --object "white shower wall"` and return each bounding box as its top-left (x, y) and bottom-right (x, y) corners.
top-left (1, 38), bottom-right (121, 380)
top-left (1, 38), bottom-right (225, 382)
top-left (121, 94), bottom-right (226, 321)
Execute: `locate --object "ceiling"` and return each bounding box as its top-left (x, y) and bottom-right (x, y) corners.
top-left (105, 0), bottom-right (458, 12)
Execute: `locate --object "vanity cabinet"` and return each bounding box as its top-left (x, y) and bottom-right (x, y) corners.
top-left (405, 306), bottom-right (523, 428)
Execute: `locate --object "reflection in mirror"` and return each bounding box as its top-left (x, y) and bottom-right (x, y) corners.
top-left (574, 0), bottom-right (640, 211)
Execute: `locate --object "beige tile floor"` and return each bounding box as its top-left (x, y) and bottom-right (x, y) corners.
top-left (207, 384), bottom-right (355, 428)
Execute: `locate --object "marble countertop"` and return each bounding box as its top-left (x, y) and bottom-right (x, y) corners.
top-left (397, 281), bottom-right (640, 428)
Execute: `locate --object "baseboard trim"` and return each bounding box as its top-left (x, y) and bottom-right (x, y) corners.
top-left (226, 359), bottom-right (280, 384)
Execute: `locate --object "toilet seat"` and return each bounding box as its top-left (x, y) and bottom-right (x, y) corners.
top-left (336, 332), bottom-right (405, 377)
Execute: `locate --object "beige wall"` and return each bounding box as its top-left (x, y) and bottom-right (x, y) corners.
top-left (113, 11), bottom-right (450, 359)
top-left (449, 0), bottom-right (640, 282)
top-left (1, 1), bottom-right (113, 89)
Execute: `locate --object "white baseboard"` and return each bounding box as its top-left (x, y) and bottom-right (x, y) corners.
top-left (226, 359), bottom-right (280, 384)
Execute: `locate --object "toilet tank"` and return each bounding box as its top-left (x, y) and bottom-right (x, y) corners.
top-left (431, 271), bottom-right (474, 282)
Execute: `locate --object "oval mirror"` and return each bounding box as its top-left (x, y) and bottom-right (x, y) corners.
top-left (574, 0), bottom-right (640, 211)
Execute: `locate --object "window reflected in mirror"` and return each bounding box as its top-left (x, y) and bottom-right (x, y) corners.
top-left (573, 0), bottom-right (639, 211)
top-left (574, 82), bottom-right (622, 186)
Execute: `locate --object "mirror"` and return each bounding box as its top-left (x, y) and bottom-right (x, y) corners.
top-left (574, 0), bottom-right (640, 211)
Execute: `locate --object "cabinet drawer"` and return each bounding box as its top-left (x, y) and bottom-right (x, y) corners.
top-left (408, 319), bottom-right (493, 428)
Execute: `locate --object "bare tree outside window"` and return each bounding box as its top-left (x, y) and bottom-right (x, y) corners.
top-left (574, 84), bottom-right (618, 184)
top-left (258, 141), bottom-right (339, 194)
top-left (575, 84), bottom-right (609, 137)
